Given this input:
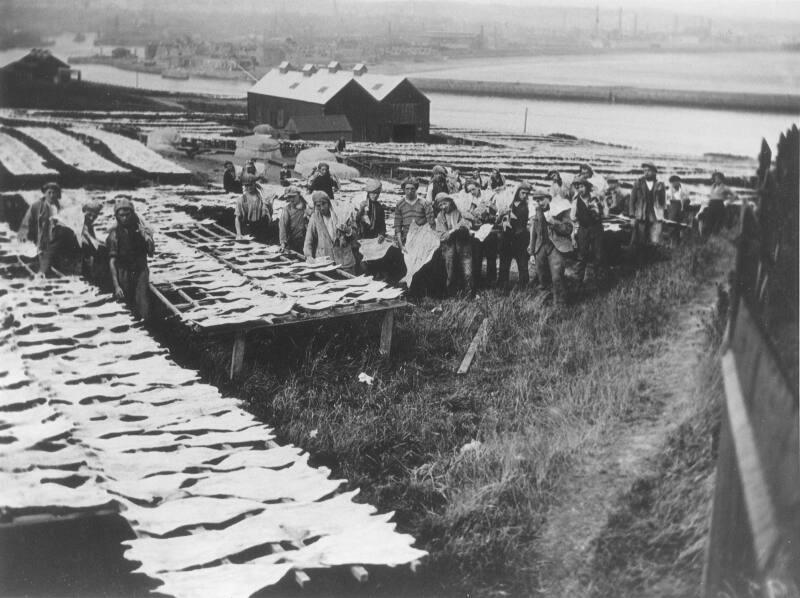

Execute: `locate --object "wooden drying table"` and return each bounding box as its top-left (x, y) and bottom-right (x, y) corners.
top-left (147, 221), bottom-right (407, 378)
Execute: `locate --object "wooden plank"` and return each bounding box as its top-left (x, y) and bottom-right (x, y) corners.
top-left (229, 330), bottom-right (246, 379)
top-left (457, 318), bottom-right (489, 375)
top-left (149, 283), bottom-right (183, 318)
top-left (721, 350), bottom-right (781, 571)
top-left (350, 566), bottom-right (368, 583)
top-left (379, 309), bottom-right (394, 356)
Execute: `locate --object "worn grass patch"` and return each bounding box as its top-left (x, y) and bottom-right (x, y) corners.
top-left (151, 237), bottom-right (733, 597)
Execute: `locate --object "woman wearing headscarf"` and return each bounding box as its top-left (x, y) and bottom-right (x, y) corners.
top-left (304, 191), bottom-right (357, 273)
top-left (357, 179), bottom-right (387, 239)
top-left (497, 182), bottom-right (531, 288)
top-left (106, 196), bottom-right (155, 320)
top-left (435, 192), bottom-right (474, 296)
top-left (278, 186), bottom-right (309, 254)
top-left (81, 200), bottom-right (107, 284)
top-left (308, 162), bottom-right (340, 200)
top-left (18, 182), bottom-right (72, 276)
top-left (464, 179), bottom-right (498, 286)
top-left (235, 174), bottom-right (273, 242)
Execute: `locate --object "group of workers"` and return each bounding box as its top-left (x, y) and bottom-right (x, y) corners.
top-left (18, 182), bottom-right (155, 320)
top-left (14, 158), bottom-right (735, 321)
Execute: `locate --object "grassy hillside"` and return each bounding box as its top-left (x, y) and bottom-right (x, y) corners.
top-left (154, 236), bottom-right (734, 596)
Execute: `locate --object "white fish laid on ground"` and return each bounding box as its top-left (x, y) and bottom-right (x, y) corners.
top-left (124, 512), bottom-right (294, 574)
top-left (0, 469), bottom-right (111, 510)
top-left (156, 413), bottom-right (261, 434)
top-left (208, 445), bottom-right (304, 471)
top-left (177, 426), bottom-right (275, 448)
top-left (0, 418), bottom-right (74, 452)
top-left (0, 443), bottom-right (90, 472)
top-left (105, 471), bottom-right (199, 502)
top-left (149, 562), bottom-right (293, 598)
top-left (252, 518), bottom-right (428, 569)
top-left (0, 402), bottom-right (59, 426)
top-left (92, 446), bottom-right (243, 480)
top-left (119, 495), bottom-right (268, 536)
top-left (185, 463), bottom-right (342, 503)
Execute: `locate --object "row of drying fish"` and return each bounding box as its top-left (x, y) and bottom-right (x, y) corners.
top-left (0, 266), bottom-right (426, 598)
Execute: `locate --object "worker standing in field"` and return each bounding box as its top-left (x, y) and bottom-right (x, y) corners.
top-left (304, 191), bottom-right (357, 273)
top-left (18, 182), bottom-right (78, 276)
top-left (665, 175), bottom-right (692, 243)
top-left (529, 193), bottom-right (573, 307)
top-left (278, 186), bottom-right (308, 254)
top-left (357, 179), bottom-right (387, 239)
top-left (464, 179), bottom-right (498, 287)
top-left (394, 176), bottom-right (435, 247)
top-left (308, 162), bottom-right (340, 200)
top-left (279, 163), bottom-right (293, 187)
top-left (699, 171), bottom-right (736, 238)
top-left (426, 165), bottom-right (450, 205)
top-left (106, 196), bottom-right (154, 320)
top-left (223, 161), bottom-right (242, 194)
top-left (488, 168), bottom-right (505, 191)
top-left (80, 200), bottom-right (107, 284)
top-left (435, 193), bottom-right (474, 296)
top-left (235, 174), bottom-right (273, 242)
top-left (497, 182), bottom-right (531, 288)
top-left (577, 163), bottom-right (608, 197)
top-left (546, 170), bottom-right (573, 200)
top-left (572, 177), bottom-right (607, 287)
top-left (603, 177), bottom-right (628, 215)
top-left (629, 162), bottom-right (666, 247)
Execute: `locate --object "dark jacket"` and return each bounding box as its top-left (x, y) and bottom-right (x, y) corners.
top-left (358, 199), bottom-right (386, 239)
top-left (629, 177), bottom-right (666, 222)
top-left (574, 194), bottom-right (603, 228)
top-left (309, 172), bottom-right (339, 199)
top-left (224, 169), bottom-right (242, 194)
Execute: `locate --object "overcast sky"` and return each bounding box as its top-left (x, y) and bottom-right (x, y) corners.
top-left (347, 0), bottom-right (800, 23)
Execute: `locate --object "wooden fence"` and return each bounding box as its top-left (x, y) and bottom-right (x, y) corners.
top-left (703, 125), bottom-right (800, 597)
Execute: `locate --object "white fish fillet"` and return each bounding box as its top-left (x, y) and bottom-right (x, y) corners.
top-left (151, 562), bottom-right (292, 598)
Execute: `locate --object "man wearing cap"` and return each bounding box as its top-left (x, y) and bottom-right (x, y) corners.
top-left (699, 171), bottom-right (736, 237)
top-left (304, 191), bottom-right (357, 273)
top-left (435, 193), bottom-right (474, 296)
top-left (235, 174), bottom-right (273, 242)
top-left (465, 180), bottom-right (498, 286)
top-left (497, 183), bottom-right (531, 287)
top-left (278, 186), bottom-right (308, 254)
top-left (629, 162), bottom-right (666, 246)
top-left (529, 193), bottom-right (573, 307)
top-left (223, 161), bottom-right (242, 194)
top-left (603, 177), bottom-right (628, 216)
top-left (578, 163), bottom-right (608, 198)
top-left (572, 177), bottom-right (607, 286)
top-left (106, 196), bottom-right (155, 320)
top-left (394, 177), bottom-right (435, 248)
top-left (308, 162), bottom-right (340, 200)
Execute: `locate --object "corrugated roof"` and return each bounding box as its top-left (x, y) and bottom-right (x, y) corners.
top-left (249, 69), bottom-right (410, 104)
top-left (286, 114), bottom-right (352, 133)
top-left (249, 70), bottom-right (357, 105)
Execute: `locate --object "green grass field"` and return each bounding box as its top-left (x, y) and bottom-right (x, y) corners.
top-left (156, 236), bottom-right (734, 597)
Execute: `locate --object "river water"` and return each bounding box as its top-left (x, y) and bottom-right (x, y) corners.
top-left (1, 34), bottom-right (797, 156)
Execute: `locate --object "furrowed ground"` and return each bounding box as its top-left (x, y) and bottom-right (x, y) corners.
top-left (154, 236), bottom-right (734, 597)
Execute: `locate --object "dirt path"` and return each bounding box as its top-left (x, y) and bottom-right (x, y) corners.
top-left (534, 276), bottom-right (723, 597)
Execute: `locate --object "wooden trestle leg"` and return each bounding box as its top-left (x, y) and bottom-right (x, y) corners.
top-left (379, 309), bottom-right (394, 356)
top-left (230, 331), bottom-right (246, 379)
